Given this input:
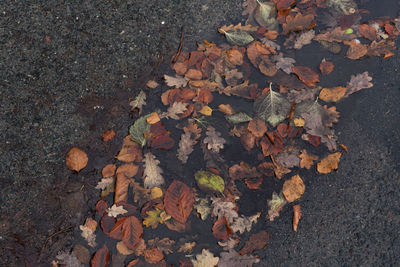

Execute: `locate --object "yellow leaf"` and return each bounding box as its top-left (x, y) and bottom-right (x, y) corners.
top-left (143, 209), bottom-right (167, 229)
top-left (199, 105), bottom-right (213, 116)
top-left (218, 104), bottom-right (234, 115)
top-left (146, 112), bottom-right (160, 124)
top-left (317, 152), bottom-right (342, 174)
top-left (282, 174), bottom-right (305, 203)
top-left (319, 86), bottom-right (347, 102)
top-left (150, 187), bottom-right (163, 199)
top-left (293, 117), bottom-right (305, 127)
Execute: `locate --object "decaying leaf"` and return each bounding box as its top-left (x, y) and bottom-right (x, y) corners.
top-left (91, 245), bottom-right (109, 267)
top-left (146, 112), bottom-right (160, 124)
top-left (95, 177), bottom-right (114, 190)
top-left (345, 71), bottom-right (373, 97)
top-left (319, 59), bottom-right (334, 75)
top-left (102, 129), bottom-right (116, 142)
top-left (178, 241), bottom-right (196, 253)
top-left (317, 152), bottom-right (342, 174)
top-left (345, 39), bottom-right (367, 60)
top-left (212, 217), bottom-right (232, 240)
top-left (292, 204), bottom-right (302, 232)
top-left (164, 74), bottom-right (189, 88)
top-left (319, 86), bottom-right (347, 102)
top-left (292, 66), bottom-right (320, 87)
top-left (191, 249), bottom-right (219, 267)
top-left (299, 149), bottom-right (318, 169)
top-left (66, 147), bottom-right (88, 172)
top-left (144, 247), bottom-right (164, 264)
top-left (282, 13), bottom-right (315, 35)
top-left (253, 1), bottom-right (278, 30)
top-left (218, 104), bottom-right (234, 115)
top-left (116, 241), bottom-right (134, 256)
top-left (239, 230), bottom-right (269, 255)
top-left (230, 213), bottom-right (260, 234)
top-left (282, 174), bottom-right (305, 203)
top-left (142, 152), bottom-right (164, 189)
top-left (211, 197), bottom-right (238, 224)
top-left (247, 118), bottom-right (267, 138)
top-left (267, 192), bottom-right (287, 221)
top-left (195, 170), bottom-right (225, 194)
top-left (254, 84), bottom-right (291, 127)
top-left (129, 115), bottom-right (151, 147)
top-left (107, 204), bottom-right (128, 218)
top-left (160, 102), bottom-right (188, 120)
top-left (129, 90), bottom-right (146, 115)
top-left (80, 218), bottom-right (97, 247)
top-left (226, 112), bottom-right (253, 124)
top-left (194, 197), bottom-right (211, 220)
top-left (273, 54), bottom-right (296, 74)
top-left (121, 216), bottom-right (143, 250)
top-left (218, 24), bottom-right (256, 46)
top-left (203, 126), bottom-right (226, 153)
top-left (164, 180), bottom-right (194, 223)
top-left (56, 250), bottom-right (83, 267)
top-left (294, 30), bottom-right (315, 49)
top-left (219, 249), bottom-right (260, 267)
top-left (143, 208), bottom-right (169, 229)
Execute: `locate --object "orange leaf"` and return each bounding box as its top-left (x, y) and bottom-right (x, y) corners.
top-left (102, 164), bottom-right (116, 178)
top-left (319, 86), bottom-right (347, 102)
top-left (197, 88), bottom-right (214, 103)
top-left (245, 176), bottom-right (263, 190)
top-left (144, 247), bottom-right (164, 264)
top-left (103, 129), bottom-right (116, 142)
top-left (146, 80), bottom-right (159, 89)
top-left (345, 40), bottom-right (367, 60)
top-left (218, 104), bottom-right (234, 115)
top-left (173, 62), bottom-right (188, 76)
top-left (122, 216), bottom-right (143, 250)
top-left (212, 217), bottom-right (232, 240)
top-left (116, 136), bottom-right (143, 163)
top-left (299, 150), bottom-right (318, 169)
top-left (339, 144), bottom-right (349, 152)
top-left (317, 152), bottom-right (342, 174)
top-left (185, 68), bottom-right (203, 80)
top-left (91, 245), bottom-right (110, 267)
top-left (282, 174), bottom-right (305, 203)
top-left (66, 147), bottom-right (88, 172)
top-left (225, 48), bottom-right (244, 66)
top-left (282, 13), bottom-right (315, 35)
top-left (116, 164), bottom-right (139, 178)
top-left (247, 118), bottom-right (267, 138)
top-left (358, 24), bottom-right (376, 41)
top-left (164, 180), bottom-right (194, 223)
top-left (146, 112), bottom-right (161, 124)
top-left (114, 173), bottom-right (131, 203)
top-left (319, 59), bottom-right (334, 75)
top-left (292, 205), bottom-right (302, 232)
top-left (292, 66), bottom-right (319, 87)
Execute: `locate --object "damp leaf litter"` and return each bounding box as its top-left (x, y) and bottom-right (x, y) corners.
top-left (57, 0), bottom-right (400, 266)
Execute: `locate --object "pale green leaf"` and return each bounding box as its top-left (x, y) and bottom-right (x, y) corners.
top-left (195, 170), bottom-right (225, 194)
top-left (223, 30), bottom-right (254, 46)
top-left (225, 112), bottom-right (252, 124)
top-left (129, 114), bottom-right (151, 147)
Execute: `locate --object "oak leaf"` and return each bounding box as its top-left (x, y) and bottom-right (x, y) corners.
top-left (143, 208), bottom-right (168, 229)
top-left (267, 192), bottom-right (287, 221)
top-left (164, 74), bottom-right (189, 88)
top-left (95, 177), bottom-right (114, 190)
top-left (160, 102), bottom-right (188, 120)
top-left (299, 149), bottom-right (318, 169)
top-left (273, 54), bottom-right (296, 74)
top-left (218, 249), bottom-right (260, 267)
top-left (191, 249), bottom-right (219, 267)
top-left (66, 147), bottom-right (88, 172)
top-left (211, 197), bottom-right (238, 224)
top-left (345, 71), bottom-right (373, 97)
top-left (230, 213), bottom-right (260, 234)
top-left (129, 90), bottom-right (146, 115)
top-left (164, 180), bottom-right (194, 223)
top-left (294, 30), bottom-right (315, 49)
top-left (203, 126), bottom-right (226, 153)
top-left (317, 152), bottom-right (342, 174)
top-left (142, 152), bottom-right (164, 189)
top-left (107, 204), bottom-right (128, 218)
top-left (282, 174), bottom-right (305, 203)
top-left (194, 197), bottom-right (211, 220)
top-left (80, 218), bottom-right (97, 247)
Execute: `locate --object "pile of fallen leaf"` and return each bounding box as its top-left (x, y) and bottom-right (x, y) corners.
top-left (58, 0), bottom-right (399, 266)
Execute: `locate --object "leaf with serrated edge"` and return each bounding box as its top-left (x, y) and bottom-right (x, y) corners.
top-left (142, 152), bottom-right (164, 189)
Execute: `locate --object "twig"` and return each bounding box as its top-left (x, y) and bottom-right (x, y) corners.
top-left (171, 26), bottom-right (184, 64)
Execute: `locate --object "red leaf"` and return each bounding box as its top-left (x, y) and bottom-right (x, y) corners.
top-left (212, 217), bottom-right (232, 240)
top-left (307, 134), bottom-right (321, 147)
top-left (122, 216), bottom-right (143, 250)
top-left (91, 245), bottom-right (110, 267)
top-left (151, 135), bottom-right (175, 150)
top-left (108, 217), bottom-right (126, 240)
top-left (239, 231), bottom-right (270, 255)
top-left (164, 180), bottom-right (194, 223)
top-left (100, 215), bottom-right (116, 235)
top-left (103, 129), bottom-right (116, 142)
top-left (292, 66), bottom-right (319, 87)
top-left (358, 24), bottom-right (376, 41)
top-left (319, 60), bottom-right (335, 75)
top-left (96, 200), bottom-right (108, 217)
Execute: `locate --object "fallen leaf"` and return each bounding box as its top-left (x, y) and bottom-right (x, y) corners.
top-left (282, 13), bottom-right (315, 35)
top-left (247, 118), bottom-right (267, 138)
top-left (129, 115), bottom-right (151, 147)
top-left (114, 173), bottom-right (131, 203)
top-left (164, 180), bottom-right (194, 223)
top-left (91, 245), bottom-right (109, 267)
top-left (178, 242), bottom-right (196, 253)
top-left (199, 105), bottom-right (213, 116)
top-left (211, 197), bottom-right (238, 224)
top-left (147, 237), bottom-right (175, 255)
top-left (294, 30), bottom-right (315, 49)
top-left (247, 41), bottom-right (275, 67)
top-left (253, 1), bottom-right (278, 30)
top-left (239, 230), bottom-right (269, 255)
top-left (142, 152), bottom-right (164, 189)
top-left (314, 27), bottom-right (356, 43)
top-left (319, 59), bottom-right (334, 75)
top-left (129, 90), bottom-right (146, 115)
top-left (203, 126), bottom-right (226, 153)
top-left (116, 241), bottom-right (134, 255)
top-left (121, 216), bottom-right (143, 250)
top-left (226, 112), bottom-right (252, 124)
top-left (164, 74), bottom-right (189, 88)
top-left (317, 152), bottom-right (342, 174)
top-left (66, 147), bottom-right (88, 172)
top-left (103, 129), bottom-right (116, 142)
top-left (146, 112), bottom-right (161, 124)
top-left (117, 136), bottom-right (143, 162)
top-left (143, 208), bottom-right (168, 229)
top-left (340, 143), bottom-right (349, 152)
top-left (80, 218), bottom-right (97, 247)
top-left (218, 249), bottom-right (260, 267)
top-left (345, 71), bottom-right (373, 97)
top-left (146, 80), bottom-right (159, 89)
top-left (267, 192), bottom-right (287, 221)
top-left (282, 174), bottom-right (305, 203)
top-left (195, 170), bottom-right (225, 194)
top-left (102, 164), bottom-right (116, 178)
top-left (299, 149), bottom-right (318, 169)
top-left (319, 86), bottom-right (347, 102)
top-left (358, 24), bottom-right (377, 41)
top-left (107, 204), bottom-right (128, 218)
top-left (292, 65), bottom-right (319, 87)
top-left (273, 54), bottom-right (296, 74)
top-left (160, 102), bottom-right (188, 120)
top-left (218, 104), bottom-right (234, 115)
top-left (185, 69), bottom-right (203, 80)
top-left (230, 213), bottom-right (260, 234)
top-left (144, 247), bottom-right (164, 264)
top-left (191, 249), bottom-right (219, 267)
top-left (292, 204), bottom-right (302, 232)
top-left (345, 39), bottom-right (367, 59)
top-left (212, 217), bottom-right (232, 240)
top-left (194, 197), bottom-right (211, 220)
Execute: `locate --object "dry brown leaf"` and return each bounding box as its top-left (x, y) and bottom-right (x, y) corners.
top-left (345, 40), bottom-right (367, 60)
top-left (319, 86), bottom-right (347, 102)
top-left (164, 74), bottom-right (189, 88)
top-left (282, 13), bottom-right (315, 35)
top-left (239, 230), bottom-right (270, 255)
top-left (102, 164), bottom-right (116, 178)
top-left (319, 59), bottom-right (334, 75)
top-left (218, 104), bottom-right (234, 115)
top-left (116, 136), bottom-right (143, 163)
top-left (314, 27), bottom-right (356, 43)
top-left (116, 241), bottom-right (134, 255)
top-left (218, 23), bottom-right (258, 33)
top-left (146, 112), bottom-right (160, 124)
top-left (144, 247), bottom-right (164, 264)
top-left (116, 164), bottom-right (139, 178)
top-left (191, 249), bottom-right (219, 267)
top-left (345, 72), bottom-right (373, 97)
top-left (142, 152), bottom-right (164, 189)
top-left (114, 173), bottom-right (131, 203)
top-left (299, 149), bottom-right (318, 169)
top-left (146, 80), bottom-right (159, 89)
top-left (358, 24), bottom-right (377, 41)
top-left (282, 174), bottom-right (305, 203)
top-left (292, 204), bottom-right (302, 232)
top-left (185, 69), bottom-right (203, 80)
top-left (91, 245), bottom-right (109, 267)
top-left (204, 126), bottom-right (226, 153)
top-left (292, 66), bottom-right (319, 87)
top-left (225, 49), bottom-right (244, 66)
top-left (164, 180), bottom-right (194, 223)
top-left (247, 118), bottom-right (267, 138)
top-left (66, 147), bottom-right (88, 172)
top-left (317, 152), bottom-right (342, 174)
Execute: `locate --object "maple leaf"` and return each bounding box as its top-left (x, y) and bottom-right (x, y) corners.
top-left (211, 197), bottom-right (238, 224)
top-left (194, 197), bottom-right (211, 220)
top-left (164, 74), bottom-right (189, 88)
top-left (230, 213), bottom-right (260, 234)
top-left (129, 90), bottom-right (146, 115)
top-left (203, 126), bottom-right (226, 153)
top-left (95, 177), bottom-right (114, 190)
top-left (267, 192), bottom-right (287, 221)
top-left (294, 30), bottom-right (315, 49)
top-left (218, 249), bottom-right (260, 267)
top-left (160, 102), bottom-right (188, 120)
top-left (191, 249), bottom-right (219, 267)
top-left (345, 71), bottom-right (373, 97)
top-left (273, 54), bottom-right (296, 74)
top-left (107, 204), bottom-right (128, 218)
top-left (254, 84), bottom-right (291, 127)
top-left (142, 152), bottom-right (164, 189)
